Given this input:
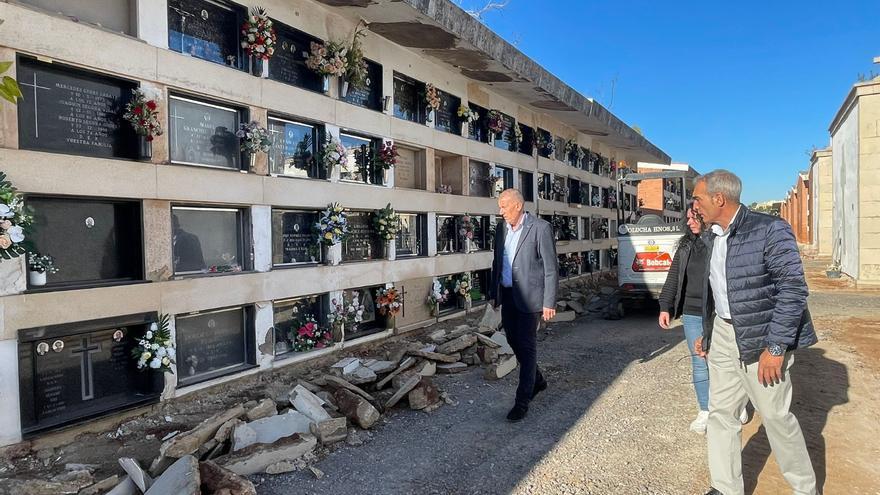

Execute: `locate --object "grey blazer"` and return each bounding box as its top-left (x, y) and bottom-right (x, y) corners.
top-left (488, 213), bottom-right (559, 313)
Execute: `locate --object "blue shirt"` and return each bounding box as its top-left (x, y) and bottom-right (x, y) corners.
top-left (501, 213), bottom-right (527, 287)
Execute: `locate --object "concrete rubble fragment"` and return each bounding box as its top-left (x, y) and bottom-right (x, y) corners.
top-left (321, 375), bottom-right (378, 404)
top-left (199, 460), bottom-right (256, 495)
top-left (309, 466), bottom-right (325, 479)
top-left (246, 398), bottom-right (278, 421)
top-left (436, 334), bottom-right (478, 354)
top-left (106, 476), bottom-right (139, 495)
top-left (478, 304), bottom-right (503, 332)
top-left (375, 357), bottom-right (416, 389)
top-left (330, 357), bottom-right (360, 375)
top-left (290, 385), bottom-right (332, 423)
top-left (474, 332), bottom-right (501, 348)
top-left (567, 300), bottom-right (585, 314)
top-left (222, 434), bottom-right (317, 476)
top-left (490, 332), bottom-right (515, 355)
top-left (384, 374), bottom-right (422, 409)
top-left (335, 389), bottom-right (381, 429)
top-left (408, 377), bottom-right (441, 410)
top-left (160, 405), bottom-right (245, 458)
top-left (437, 362), bottom-right (468, 374)
top-left (309, 416), bottom-right (348, 445)
top-left (550, 311), bottom-right (576, 322)
top-left (364, 360), bottom-right (396, 374)
top-left (417, 360), bottom-right (437, 377)
top-left (343, 365), bottom-right (378, 385)
top-left (232, 410), bottom-right (313, 452)
top-left (144, 455), bottom-right (200, 495)
top-left (477, 345), bottom-right (500, 364)
top-left (485, 355), bottom-right (518, 380)
top-left (407, 349), bottom-right (461, 363)
top-left (78, 474), bottom-right (119, 495)
top-left (118, 457), bottom-right (153, 492)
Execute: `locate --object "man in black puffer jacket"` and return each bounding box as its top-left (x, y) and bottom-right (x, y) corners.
top-left (692, 170), bottom-right (818, 495)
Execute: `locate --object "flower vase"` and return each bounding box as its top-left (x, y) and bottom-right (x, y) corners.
top-left (488, 133), bottom-right (495, 146)
top-left (135, 370), bottom-right (164, 396)
top-left (28, 270), bottom-right (46, 287)
top-left (322, 243), bottom-right (342, 266)
top-left (460, 238), bottom-right (472, 254)
top-left (138, 135), bottom-right (152, 161)
top-left (340, 80), bottom-right (350, 98)
top-left (248, 152), bottom-right (257, 171)
top-left (259, 58), bottom-right (269, 78)
top-left (426, 109), bottom-right (435, 124)
top-left (322, 75), bottom-right (331, 93)
top-left (385, 240), bottom-right (396, 261)
top-left (385, 314), bottom-right (396, 330)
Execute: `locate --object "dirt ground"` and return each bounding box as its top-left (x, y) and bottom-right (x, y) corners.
top-left (2, 257), bottom-right (878, 494)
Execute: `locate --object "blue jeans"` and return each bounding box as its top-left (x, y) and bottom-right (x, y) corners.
top-left (681, 314), bottom-right (709, 411)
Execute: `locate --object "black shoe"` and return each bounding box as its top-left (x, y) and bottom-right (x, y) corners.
top-left (704, 489), bottom-right (723, 495)
top-left (531, 380), bottom-right (548, 400)
top-left (506, 404), bottom-right (528, 422)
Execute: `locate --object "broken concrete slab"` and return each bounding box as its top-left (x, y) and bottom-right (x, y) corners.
top-left (309, 466), bottom-right (324, 479)
top-left (264, 460), bottom-right (297, 474)
top-left (556, 301), bottom-right (568, 310)
top-left (375, 357), bottom-right (416, 389)
top-left (567, 300), bottom-right (585, 314)
top-left (490, 332), bottom-right (515, 355)
top-left (335, 389), bottom-right (381, 428)
top-left (437, 362), bottom-right (469, 374)
top-left (315, 390), bottom-right (338, 411)
top-left (321, 375), bottom-right (377, 404)
top-left (343, 365), bottom-right (378, 385)
top-left (365, 360), bottom-right (396, 374)
top-left (437, 334), bottom-right (478, 354)
top-left (392, 370), bottom-right (421, 390)
top-left (118, 457), bottom-right (153, 492)
top-left (290, 385), bottom-right (332, 423)
top-left (214, 418), bottom-right (243, 444)
top-left (199, 461), bottom-right (256, 495)
top-left (477, 345), bottom-right (500, 364)
top-left (428, 329), bottom-right (447, 342)
top-left (144, 455), bottom-right (200, 495)
top-left (420, 344), bottom-right (437, 352)
top-left (385, 374), bottom-right (422, 409)
top-left (407, 350), bottom-right (461, 363)
top-left (418, 360), bottom-right (436, 377)
top-left (222, 434), bottom-right (317, 476)
top-left (106, 475), bottom-right (138, 495)
top-left (148, 455), bottom-right (175, 478)
top-left (232, 410), bottom-right (313, 452)
top-left (569, 291), bottom-right (585, 301)
top-left (79, 475), bottom-right (119, 495)
top-left (474, 332), bottom-right (501, 348)
top-left (478, 304), bottom-right (502, 332)
top-left (408, 378), bottom-right (440, 410)
top-left (0, 478), bottom-right (93, 495)
top-left (550, 311), bottom-right (576, 322)
top-left (485, 355), bottom-right (518, 380)
top-left (161, 405), bottom-right (245, 458)
top-left (296, 378), bottom-right (322, 393)
top-left (330, 357), bottom-right (360, 375)
top-left (246, 398), bottom-right (278, 421)
top-left (309, 416), bottom-right (348, 445)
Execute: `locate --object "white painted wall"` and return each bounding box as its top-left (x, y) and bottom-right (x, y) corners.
top-left (831, 104), bottom-right (860, 277)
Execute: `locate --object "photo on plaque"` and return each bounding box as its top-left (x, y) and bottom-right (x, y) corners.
top-left (168, 0), bottom-right (244, 68)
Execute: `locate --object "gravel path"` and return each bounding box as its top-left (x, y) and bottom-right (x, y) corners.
top-left (256, 311), bottom-right (711, 495)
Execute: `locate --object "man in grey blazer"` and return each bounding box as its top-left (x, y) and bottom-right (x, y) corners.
top-left (488, 189), bottom-right (559, 422)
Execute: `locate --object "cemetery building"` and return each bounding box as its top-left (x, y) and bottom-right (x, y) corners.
top-left (0, 0), bottom-right (669, 445)
top-left (808, 147), bottom-right (833, 256)
top-left (828, 76), bottom-right (880, 286)
top-left (780, 171), bottom-right (810, 245)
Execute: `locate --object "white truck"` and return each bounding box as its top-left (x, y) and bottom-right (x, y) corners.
top-left (616, 170), bottom-right (691, 306)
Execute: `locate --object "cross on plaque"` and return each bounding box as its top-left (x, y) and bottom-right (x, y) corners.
top-left (18, 73), bottom-right (50, 138)
top-left (169, 103), bottom-right (187, 152)
top-left (71, 336), bottom-right (101, 401)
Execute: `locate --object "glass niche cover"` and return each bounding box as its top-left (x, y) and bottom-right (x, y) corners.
top-left (172, 206), bottom-right (248, 275)
top-left (268, 117), bottom-right (321, 179)
top-left (168, 95), bottom-right (242, 170)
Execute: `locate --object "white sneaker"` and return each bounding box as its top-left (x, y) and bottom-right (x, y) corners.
top-left (739, 407), bottom-right (750, 424)
top-left (690, 410), bottom-right (710, 434)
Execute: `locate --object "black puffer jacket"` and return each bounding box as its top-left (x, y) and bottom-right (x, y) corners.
top-left (701, 207), bottom-right (818, 363)
top-left (658, 236), bottom-right (703, 319)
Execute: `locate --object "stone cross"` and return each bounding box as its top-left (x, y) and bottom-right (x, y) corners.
top-left (71, 336), bottom-right (101, 401)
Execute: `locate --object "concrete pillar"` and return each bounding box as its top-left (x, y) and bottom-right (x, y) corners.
top-left (0, 339), bottom-right (22, 446)
top-left (143, 200), bottom-right (172, 282)
top-left (254, 300), bottom-right (274, 369)
top-left (427, 212), bottom-right (438, 257)
top-left (251, 205), bottom-right (271, 272)
top-left (0, 48), bottom-right (19, 150)
top-left (136, 0), bottom-right (169, 49)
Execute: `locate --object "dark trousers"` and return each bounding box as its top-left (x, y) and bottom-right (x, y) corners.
top-left (500, 287), bottom-right (546, 407)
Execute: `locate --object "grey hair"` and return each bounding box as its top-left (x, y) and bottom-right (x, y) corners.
top-left (694, 169), bottom-right (742, 203)
top-left (499, 188), bottom-right (524, 204)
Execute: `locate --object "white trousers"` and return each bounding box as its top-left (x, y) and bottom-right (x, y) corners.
top-left (706, 316), bottom-right (817, 495)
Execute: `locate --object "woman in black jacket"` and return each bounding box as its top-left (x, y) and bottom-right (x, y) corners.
top-left (658, 207), bottom-right (712, 433)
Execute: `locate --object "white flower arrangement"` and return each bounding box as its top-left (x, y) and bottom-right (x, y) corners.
top-left (0, 172), bottom-right (32, 260)
top-left (328, 291), bottom-right (365, 331)
top-left (320, 134), bottom-right (348, 173)
top-left (457, 105), bottom-right (479, 124)
top-left (236, 121), bottom-right (271, 154)
top-left (132, 314), bottom-right (175, 373)
top-left (374, 203), bottom-right (400, 241)
top-left (427, 279), bottom-right (450, 315)
top-left (315, 202), bottom-right (349, 247)
top-left (454, 272), bottom-right (472, 301)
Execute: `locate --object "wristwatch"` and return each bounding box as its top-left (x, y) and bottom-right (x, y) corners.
top-left (767, 343), bottom-right (787, 356)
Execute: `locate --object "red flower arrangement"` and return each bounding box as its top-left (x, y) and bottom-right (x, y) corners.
top-left (123, 89), bottom-right (162, 141)
top-left (375, 141), bottom-right (399, 170)
top-left (290, 313), bottom-right (333, 352)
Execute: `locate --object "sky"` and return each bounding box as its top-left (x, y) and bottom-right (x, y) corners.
top-left (468, 0), bottom-right (880, 204)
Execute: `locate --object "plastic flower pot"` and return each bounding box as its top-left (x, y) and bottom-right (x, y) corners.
top-left (138, 135), bottom-right (152, 161)
top-left (322, 75), bottom-right (331, 93)
top-left (322, 243), bottom-right (342, 266)
top-left (28, 270), bottom-right (47, 286)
